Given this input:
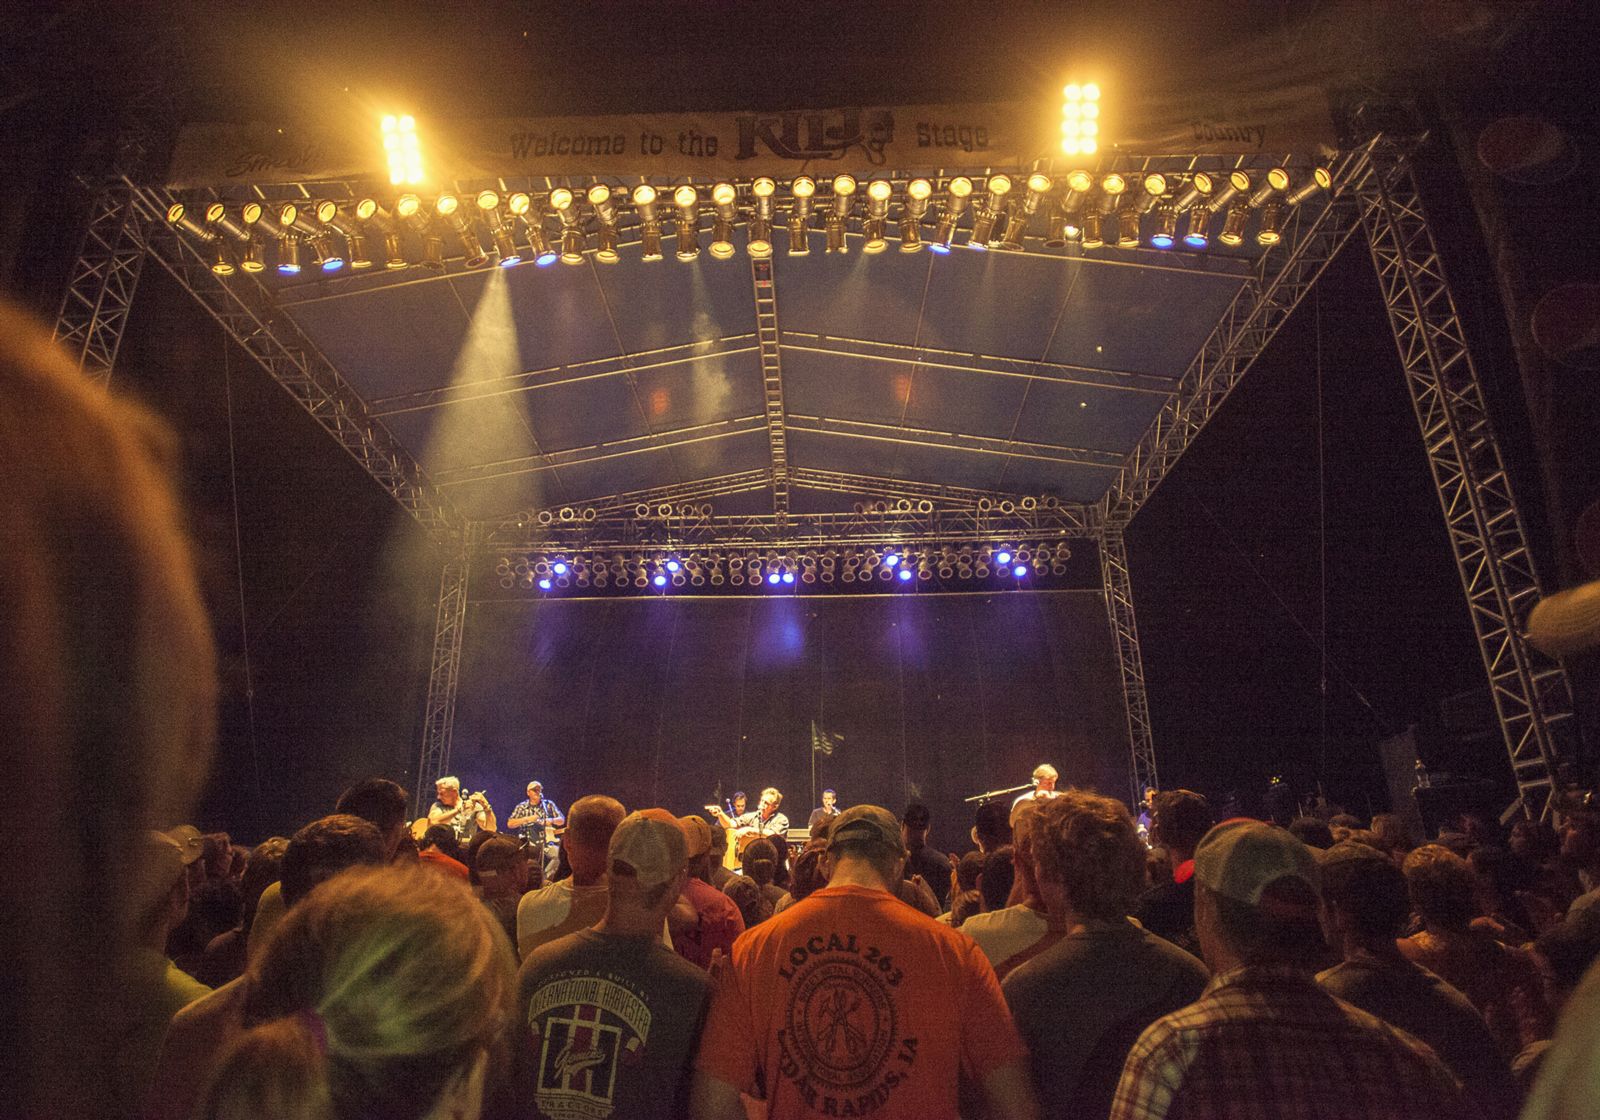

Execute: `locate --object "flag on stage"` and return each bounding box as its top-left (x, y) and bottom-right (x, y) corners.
top-left (811, 720), bottom-right (843, 757)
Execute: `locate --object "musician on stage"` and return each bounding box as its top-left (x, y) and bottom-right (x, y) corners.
top-left (730, 791), bottom-right (748, 818)
top-left (507, 780), bottom-right (565, 882)
top-left (712, 786), bottom-right (789, 840)
top-left (428, 776), bottom-right (495, 843)
top-left (807, 788), bottom-right (841, 834)
top-left (1011, 764), bottom-right (1060, 810)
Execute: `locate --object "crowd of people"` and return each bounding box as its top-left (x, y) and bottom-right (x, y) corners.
top-left (115, 773), bottom-right (1600, 1120)
top-left (8, 297), bottom-right (1600, 1120)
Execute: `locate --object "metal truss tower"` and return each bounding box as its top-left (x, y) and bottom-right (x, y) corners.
top-left (1357, 143), bottom-right (1578, 819)
top-left (51, 186), bottom-right (148, 387)
top-left (415, 552), bottom-right (472, 809)
top-left (1099, 529), bottom-right (1158, 806)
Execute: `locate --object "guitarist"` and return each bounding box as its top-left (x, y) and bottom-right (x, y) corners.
top-left (508, 780), bottom-right (566, 883)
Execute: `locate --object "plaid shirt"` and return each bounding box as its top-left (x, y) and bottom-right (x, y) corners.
top-left (1110, 965), bottom-right (1466, 1120)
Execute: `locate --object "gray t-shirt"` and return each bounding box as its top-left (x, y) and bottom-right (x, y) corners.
top-left (1003, 918), bottom-right (1209, 1120)
top-left (517, 929), bottom-right (712, 1120)
top-left (1318, 954), bottom-right (1522, 1119)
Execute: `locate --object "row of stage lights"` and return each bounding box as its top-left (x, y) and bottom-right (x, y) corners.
top-left (496, 543), bottom-right (1075, 592)
top-left (165, 164), bottom-right (1332, 278)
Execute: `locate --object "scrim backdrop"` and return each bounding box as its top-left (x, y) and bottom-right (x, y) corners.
top-left (450, 589), bottom-right (1130, 843)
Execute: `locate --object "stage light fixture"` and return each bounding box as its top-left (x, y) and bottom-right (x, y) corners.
top-left (1284, 166), bottom-right (1332, 206)
top-left (1183, 204), bottom-right (1212, 248)
top-left (538, 578), bottom-right (553, 591)
top-left (709, 181), bottom-right (739, 259)
top-left (323, 203), bottom-right (373, 270)
top-left (996, 549), bottom-right (1013, 565)
top-left (1249, 167), bottom-right (1289, 209)
top-left (1060, 81), bottom-right (1101, 155)
top-left (674, 185), bottom-right (700, 260)
top-left (1219, 202), bottom-right (1250, 246)
top-left (826, 174), bottom-right (855, 253)
top-left (860, 178), bottom-right (893, 253)
top-left (653, 573), bottom-right (668, 588)
top-left (1047, 169), bottom-right (1094, 246)
top-left (277, 235), bottom-right (304, 275)
top-left (898, 567), bottom-right (914, 582)
top-left (1256, 200), bottom-right (1284, 245)
top-left (582, 185), bottom-right (621, 263)
top-left (932, 176), bottom-right (973, 251)
top-left (1012, 564), bottom-right (1027, 578)
top-left (767, 571), bottom-right (782, 586)
top-left (241, 237), bottom-right (266, 273)
top-left (898, 178), bottom-right (931, 252)
top-left (1116, 207), bottom-right (1140, 248)
top-left (1151, 205), bottom-right (1179, 248)
top-left (997, 172), bottom-right (1050, 248)
top-left (1205, 173), bottom-right (1242, 213)
top-left (969, 174), bottom-right (1011, 247)
top-left (787, 176), bottom-right (815, 255)
top-left (439, 202), bottom-right (488, 268)
top-left (203, 202), bottom-right (254, 244)
top-left (381, 114), bottom-right (424, 185)
top-left (545, 188), bottom-right (584, 264)
top-left (208, 239), bottom-right (235, 275)
top-left (748, 177), bottom-right (776, 257)
top-left (633, 184), bottom-right (663, 261)
top-left (882, 551), bottom-right (900, 568)
top-left (1173, 171), bottom-right (1214, 211)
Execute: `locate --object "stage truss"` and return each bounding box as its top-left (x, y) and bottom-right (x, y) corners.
top-left (55, 126), bottom-right (1581, 818)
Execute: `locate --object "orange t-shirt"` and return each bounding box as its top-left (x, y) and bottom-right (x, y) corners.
top-left (695, 883), bottom-right (1025, 1118)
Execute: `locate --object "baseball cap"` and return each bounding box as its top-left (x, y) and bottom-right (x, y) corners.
top-left (827, 805), bottom-right (903, 854)
top-left (609, 809), bottom-right (687, 890)
top-left (677, 814), bottom-right (713, 859)
top-left (1194, 818), bottom-right (1320, 906)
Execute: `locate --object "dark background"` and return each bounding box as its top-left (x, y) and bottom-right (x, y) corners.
top-left (3, 1), bottom-right (1595, 841)
top-left (451, 591), bottom-right (1128, 842)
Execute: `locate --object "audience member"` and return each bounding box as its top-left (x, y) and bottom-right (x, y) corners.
top-left (196, 837), bottom-right (290, 987)
top-left (741, 837), bottom-right (792, 914)
top-left (1132, 790), bottom-right (1212, 957)
top-left (1112, 819), bottom-right (1466, 1119)
top-left (1559, 812), bottom-right (1600, 915)
top-left (195, 865), bottom-right (514, 1120)
top-left (902, 802), bottom-right (955, 910)
top-left (707, 823), bottom-right (735, 890)
top-left (518, 810), bottom-right (712, 1118)
top-left (117, 830), bottom-right (214, 1112)
top-left (721, 872), bottom-right (769, 929)
top-left (671, 814), bottom-right (745, 967)
top-left (419, 824), bottom-right (472, 880)
top-left (1316, 841), bottom-right (1521, 1119)
top-left (145, 815), bottom-right (387, 1120)
top-left (692, 805), bottom-right (1039, 1119)
top-left (474, 834), bottom-right (530, 945)
top-left (774, 842), bottom-right (829, 914)
top-left (940, 850), bottom-right (986, 927)
top-left (333, 777), bottom-right (412, 859)
top-left (519, 795), bottom-right (675, 957)
top-left (1399, 843), bottom-right (1552, 1059)
top-left (1518, 908), bottom-right (1600, 1089)
top-left (1370, 812), bottom-right (1415, 860)
top-left (1005, 791), bottom-right (1208, 1119)
top-left (1520, 952), bottom-right (1600, 1120)
top-left (1289, 815), bottom-right (1336, 850)
top-left (1469, 844), bottom-right (1542, 943)
top-left (971, 799), bottom-right (1012, 853)
top-left (963, 804), bottom-right (1055, 971)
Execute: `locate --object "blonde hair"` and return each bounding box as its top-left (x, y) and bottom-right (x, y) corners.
top-left (200, 865), bottom-right (516, 1120)
top-left (0, 302), bottom-right (217, 1116)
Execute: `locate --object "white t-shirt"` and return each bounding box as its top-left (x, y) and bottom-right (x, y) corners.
top-left (514, 878), bottom-right (672, 959)
top-left (959, 903), bottom-right (1050, 966)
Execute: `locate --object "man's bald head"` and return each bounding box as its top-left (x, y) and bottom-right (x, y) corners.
top-left (564, 795), bottom-right (627, 880)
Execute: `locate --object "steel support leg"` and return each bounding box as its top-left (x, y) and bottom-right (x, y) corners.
top-left (51, 185), bottom-right (147, 387)
top-left (1100, 528), bottom-right (1159, 806)
top-left (416, 553), bottom-right (471, 812)
top-left (1358, 145), bottom-right (1579, 819)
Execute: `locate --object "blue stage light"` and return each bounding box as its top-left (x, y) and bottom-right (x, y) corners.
top-left (535, 248), bottom-right (558, 266)
top-left (666, 559), bottom-right (681, 573)
top-left (782, 571), bottom-right (796, 585)
top-left (1183, 232), bottom-right (1209, 248)
top-left (321, 257), bottom-right (344, 272)
top-left (552, 561), bottom-right (569, 575)
top-left (928, 242), bottom-right (950, 253)
top-left (996, 550), bottom-right (1013, 565)
top-left (897, 568), bottom-right (914, 582)
top-left (768, 571), bottom-right (781, 585)
top-left (653, 573), bottom-right (667, 587)
top-left (1150, 233), bottom-right (1174, 249)
top-left (538, 578), bottom-right (552, 591)
top-left (1012, 564), bottom-right (1027, 578)
top-left (883, 552), bottom-right (900, 568)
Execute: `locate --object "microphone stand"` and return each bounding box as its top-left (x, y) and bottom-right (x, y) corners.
top-left (963, 782), bottom-right (1035, 804)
